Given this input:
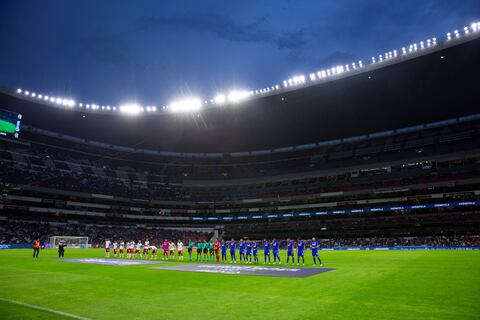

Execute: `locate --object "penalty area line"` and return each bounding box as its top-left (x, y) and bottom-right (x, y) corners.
top-left (0, 297), bottom-right (92, 320)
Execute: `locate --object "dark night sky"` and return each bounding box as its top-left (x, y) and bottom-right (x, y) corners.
top-left (0, 1), bottom-right (479, 107)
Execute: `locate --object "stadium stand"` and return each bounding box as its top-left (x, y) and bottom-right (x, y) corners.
top-left (0, 31), bottom-right (479, 248)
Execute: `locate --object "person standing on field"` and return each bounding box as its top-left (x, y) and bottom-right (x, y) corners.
top-left (33, 239), bottom-right (40, 258)
top-left (58, 241), bottom-right (66, 258)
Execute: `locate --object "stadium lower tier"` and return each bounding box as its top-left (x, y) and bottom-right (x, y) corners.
top-left (1, 208), bottom-right (479, 245)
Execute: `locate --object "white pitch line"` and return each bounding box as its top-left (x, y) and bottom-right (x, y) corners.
top-left (0, 297), bottom-right (92, 320)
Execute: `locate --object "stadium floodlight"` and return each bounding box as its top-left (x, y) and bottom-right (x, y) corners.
top-left (68, 100), bottom-right (75, 107)
top-left (113, 106), bottom-right (117, 111)
top-left (31, 92), bottom-right (36, 97)
top-left (214, 94), bottom-right (226, 104)
top-left (170, 97), bottom-right (202, 113)
top-left (38, 94), bottom-right (42, 99)
top-left (44, 95), bottom-right (49, 100)
top-left (56, 98), bottom-right (62, 104)
top-left (472, 23), bottom-right (478, 32)
top-left (228, 90), bottom-right (249, 103)
top-left (152, 106), bottom-right (157, 112)
top-left (24, 91), bottom-right (29, 96)
top-left (464, 26), bottom-right (469, 35)
top-left (309, 73), bottom-right (316, 81)
top-left (16, 88), bottom-right (22, 93)
top-left (454, 30), bottom-right (460, 38)
top-left (275, 84), bottom-right (279, 90)
top-left (372, 56), bottom-right (376, 63)
top-left (359, 60), bottom-right (363, 67)
top-left (86, 104), bottom-right (90, 109)
top-left (120, 103), bottom-right (140, 115)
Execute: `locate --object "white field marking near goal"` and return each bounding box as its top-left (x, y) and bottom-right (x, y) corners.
top-left (0, 297), bottom-right (92, 320)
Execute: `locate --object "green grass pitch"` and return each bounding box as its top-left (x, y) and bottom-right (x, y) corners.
top-left (0, 249), bottom-right (479, 320)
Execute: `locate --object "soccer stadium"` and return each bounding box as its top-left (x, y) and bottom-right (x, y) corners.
top-left (1, 3), bottom-right (480, 320)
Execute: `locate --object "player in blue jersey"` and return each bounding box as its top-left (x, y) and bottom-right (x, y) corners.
top-left (272, 238), bottom-right (281, 264)
top-left (286, 238), bottom-right (295, 265)
top-left (310, 237), bottom-right (323, 266)
top-left (238, 239), bottom-right (245, 263)
top-left (252, 241), bottom-right (259, 264)
top-left (263, 239), bottom-right (271, 264)
top-left (297, 238), bottom-right (305, 265)
top-left (221, 240), bottom-right (227, 263)
top-left (229, 238), bottom-right (236, 263)
top-left (245, 240), bottom-right (252, 263)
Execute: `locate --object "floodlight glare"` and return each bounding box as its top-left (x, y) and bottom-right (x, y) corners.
top-left (17, 88), bottom-right (22, 93)
top-left (120, 103), bottom-right (141, 115)
top-left (170, 98), bottom-right (202, 113)
top-left (214, 94), bottom-right (226, 105)
top-left (228, 90), bottom-right (249, 103)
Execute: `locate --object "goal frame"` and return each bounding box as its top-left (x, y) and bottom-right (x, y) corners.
top-left (48, 236), bottom-right (90, 248)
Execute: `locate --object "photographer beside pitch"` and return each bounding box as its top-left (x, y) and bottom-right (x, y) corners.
top-left (32, 239), bottom-right (40, 258)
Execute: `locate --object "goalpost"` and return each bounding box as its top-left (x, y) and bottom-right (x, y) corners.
top-left (48, 236), bottom-right (90, 248)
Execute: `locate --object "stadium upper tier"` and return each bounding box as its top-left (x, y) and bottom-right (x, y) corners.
top-left (1, 30), bottom-right (480, 153)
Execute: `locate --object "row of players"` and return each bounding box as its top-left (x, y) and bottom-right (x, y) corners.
top-left (104, 237), bottom-right (323, 266)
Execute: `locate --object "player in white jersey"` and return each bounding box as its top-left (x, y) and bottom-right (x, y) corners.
top-left (177, 240), bottom-right (184, 260)
top-left (113, 241), bottom-right (118, 257)
top-left (105, 240), bottom-right (111, 257)
top-left (150, 245), bottom-right (158, 260)
top-left (169, 241), bottom-right (176, 259)
top-left (143, 240), bottom-right (150, 259)
top-left (119, 241), bottom-right (125, 258)
top-left (136, 241), bottom-right (143, 259)
top-left (129, 241), bottom-right (135, 259)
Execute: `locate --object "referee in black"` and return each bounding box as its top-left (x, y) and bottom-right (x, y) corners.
top-left (58, 241), bottom-right (66, 258)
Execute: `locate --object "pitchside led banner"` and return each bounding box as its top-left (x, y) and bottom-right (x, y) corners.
top-left (0, 108), bottom-right (22, 139)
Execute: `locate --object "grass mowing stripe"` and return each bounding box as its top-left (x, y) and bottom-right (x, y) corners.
top-left (0, 297), bottom-right (92, 320)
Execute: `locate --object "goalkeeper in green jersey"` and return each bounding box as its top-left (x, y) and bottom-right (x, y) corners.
top-left (188, 240), bottom-right (194, 261)
top-left (196, 241), bottom-right (203, 261)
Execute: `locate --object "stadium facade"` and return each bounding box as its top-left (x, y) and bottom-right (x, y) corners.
top-left (0, 27), bottom-right (479, 247)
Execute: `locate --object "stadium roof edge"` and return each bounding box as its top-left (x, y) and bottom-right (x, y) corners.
top-left (21, 112), bottom-right (480, 159)
top-left (2, 24), bottom-right (480, 116)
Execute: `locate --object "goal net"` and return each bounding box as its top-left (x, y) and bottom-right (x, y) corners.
top-left (48, 236), bottom-right (89, 248)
